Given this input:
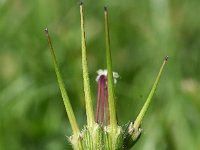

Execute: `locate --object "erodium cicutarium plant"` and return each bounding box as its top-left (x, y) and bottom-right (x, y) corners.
top-left (45, 2), bottom-right (168, 150)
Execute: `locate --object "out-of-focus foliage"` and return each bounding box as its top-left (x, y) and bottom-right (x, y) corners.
top-left (0, 0), bottom-right (200, 149)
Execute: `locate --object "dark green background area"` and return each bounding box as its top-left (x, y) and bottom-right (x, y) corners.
top-left (0, 0), bottom-right (199, 149)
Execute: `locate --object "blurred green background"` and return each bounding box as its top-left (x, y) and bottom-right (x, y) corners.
top-left (0, 0), bottom-right (200, 149)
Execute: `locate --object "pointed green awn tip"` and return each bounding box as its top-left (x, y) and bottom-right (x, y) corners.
top-left (165, 55), bottom-right (169, 61)
top-left (104, 5), bottom-right (118, 133)
top-left (79, 3), bottom-right (95, 129)
top-left (44, 27), bottom-right (80, 135)
top-left (79, 0), bottom-right (83, 5)
top-left (104, 6), bottom-right (108, 11)
top-left (122, 56), bottom-right (169, 149)
top-left (133, 55), bottom-right (169, 130)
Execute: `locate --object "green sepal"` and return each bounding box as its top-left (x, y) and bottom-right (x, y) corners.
top-left (122, 122), bottom-right (142, 149)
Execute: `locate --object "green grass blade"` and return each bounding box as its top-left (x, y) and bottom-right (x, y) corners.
top-left (80, 3), bottom-right (94, 128)
top-left (133, 56), bottom-right (169, 129)
top-left (44, 28), bottom-right (80, 134)
top-left (104, 7), bottom-right (117, 132)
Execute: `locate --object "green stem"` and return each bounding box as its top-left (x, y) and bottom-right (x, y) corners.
top-left (44, 28), bottom-right (80, 135)
top-left (80, 3), bottom-right (95, 129)
top-left (104, 7), bottom-right (117, 132)
top-left (133, 56), bottom-right (168, 129)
